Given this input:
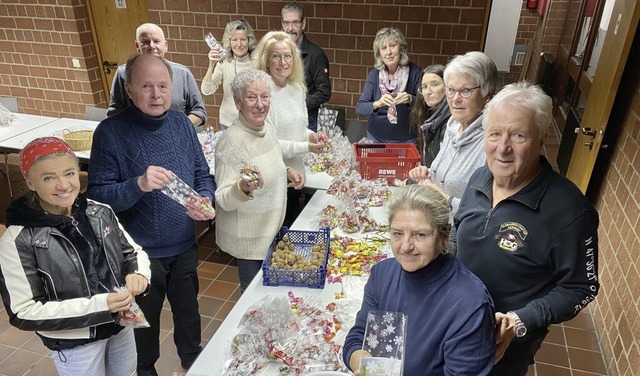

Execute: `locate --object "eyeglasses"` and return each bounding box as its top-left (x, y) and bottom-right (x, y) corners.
top-left (270, 54), bottom-right (294, 63)
top-left (244, 94), bottom-right (271, 106)
top-left (445, 85), bottom-right (481, 99)
top-left (418, 81), bottom-right (443, 93)
top-left (281, 20), bottom-right (303, 27)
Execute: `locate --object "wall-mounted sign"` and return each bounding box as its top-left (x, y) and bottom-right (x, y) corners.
top-left (115, 0), bottom-right (126, 9)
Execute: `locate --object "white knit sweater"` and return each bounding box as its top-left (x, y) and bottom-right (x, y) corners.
top-left (201, 54), bottom-right (252, 127)
top-left (214, 114), bottom-right (287, 260)
top-left (266, 82), bottom-right (311, 175)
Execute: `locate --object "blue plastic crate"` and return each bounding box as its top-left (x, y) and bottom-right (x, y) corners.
top-left (262, 227), bottom-right (330, 289)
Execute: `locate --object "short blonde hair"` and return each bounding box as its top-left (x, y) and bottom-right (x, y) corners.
top-left (251, 31), bottom-right (306, 95)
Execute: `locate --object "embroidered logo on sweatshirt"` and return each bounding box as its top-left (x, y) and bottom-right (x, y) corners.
top-left (494, 222), bottom-right (527, 252)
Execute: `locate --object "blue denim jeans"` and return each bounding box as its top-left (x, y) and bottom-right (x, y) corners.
top-left (52, 327), bottom-right (136, 376)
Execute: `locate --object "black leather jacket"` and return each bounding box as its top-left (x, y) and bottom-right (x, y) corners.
top-left (0, 194), bottom-right (150, 350)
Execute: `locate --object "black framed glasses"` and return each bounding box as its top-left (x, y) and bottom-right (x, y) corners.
top-left (445, 85), bottom-right (481, 99)
top-left (281, 19), bottom-right (303, 27)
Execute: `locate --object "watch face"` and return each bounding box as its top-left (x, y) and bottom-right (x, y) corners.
top-left (516, 326), bottom-right (527, 337)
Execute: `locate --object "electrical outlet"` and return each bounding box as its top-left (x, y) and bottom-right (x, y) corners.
top-left (72, 58), bottom-right (81, 68)
top-left (514, 52), bottom-right (526, 66)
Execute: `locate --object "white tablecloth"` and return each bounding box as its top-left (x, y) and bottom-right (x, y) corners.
top-left (0, 118), bottom-right (99, 161)
top-left (187, 188), bottom-right (392, 376)
top-left (0, 114), bottom-right (58, 142)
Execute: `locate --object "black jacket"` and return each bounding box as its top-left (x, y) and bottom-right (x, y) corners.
top-left (0, 194), bottom-right (151, 350)
top-left (420, 100), bottom-right (451, 167)
top-left (300, 33), bottom-right (331, 124)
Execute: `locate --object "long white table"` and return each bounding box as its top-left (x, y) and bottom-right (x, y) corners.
top-left (304, 169), bottom-right (332, 190)
top-left (0, 113), bottom-right (58, 142)
top-left (188, 189), bottom-right (392, 376)
top-left (0, 117), bottom-right (99, 161)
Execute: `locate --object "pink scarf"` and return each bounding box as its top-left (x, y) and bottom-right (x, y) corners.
top-left (378, 65), bottom-right (409, 124)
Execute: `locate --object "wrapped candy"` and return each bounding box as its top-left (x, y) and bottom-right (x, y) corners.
top-left (240, 163), bottom-right (263, 190)
top-left (204, 32), bottom-right (227, 60)
top-left (0, 103), bottom-right (16, 127)
top-left (198, 128), bottom-right (221, 166)
top-left (327, 236), bottom-right (391, 283)
top-left (114, 286), bottom-right (150, 328)
top-left (161, 173), bottom-right (214, 213)
top-left (217, 143), bottom-right (263, 191)
top-left (221, 293), bottom-right (349, 375)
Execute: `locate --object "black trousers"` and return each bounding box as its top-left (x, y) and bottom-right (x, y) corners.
top-left (491, 330), bottom-right (548, 376)
top-left (135, 245), bottom-right (202, 372)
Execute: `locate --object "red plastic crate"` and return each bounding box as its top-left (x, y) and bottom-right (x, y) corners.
top-left (354, 143), bottom-right (420, 184)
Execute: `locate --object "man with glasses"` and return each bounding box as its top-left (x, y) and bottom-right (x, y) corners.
top-left (281, 2), bottom-right (331, 132)
top-left (108, 23), bottom-right (207, 127)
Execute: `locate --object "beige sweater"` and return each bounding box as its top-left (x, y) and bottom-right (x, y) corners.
top-left (214, 114), bottom-right (287, 260)
top-left (201, 54), bottom-right (252, 127)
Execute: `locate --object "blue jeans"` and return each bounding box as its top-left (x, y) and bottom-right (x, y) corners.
top-left (237, 259), bottom-right (263, 293)
top-left (52, 327), bottom-right (136, 376)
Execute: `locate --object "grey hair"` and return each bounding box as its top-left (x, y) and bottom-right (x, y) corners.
top-left (230, 68), bottom-right (273, 101)
top-left (281, 2), bottom-right (304, 19)
top-left (387, 185), bottom-right (451, 243)
top-left (221, 20), bottom-right (257, 62)
top-left (444, 51), bottom-right (497, 98)
top-left (373, 27), bottom-right (410, 71)
top-left (135, 23), bottom-right (165, 43)
top-left (125, 54), bottom-right (173, 84)
top-left (484, 81), bottom-right (553, 137)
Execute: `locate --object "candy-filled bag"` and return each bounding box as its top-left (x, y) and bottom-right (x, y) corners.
top-left (161, 172), bottom-right (214, 214)
top-left (114, 286), bottom-right (150, 328)
top-left (204, 32), bottom-right (227, 60)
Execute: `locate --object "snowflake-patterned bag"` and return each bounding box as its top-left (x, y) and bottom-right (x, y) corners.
top-left (359, 310), bottom-right (406, 376)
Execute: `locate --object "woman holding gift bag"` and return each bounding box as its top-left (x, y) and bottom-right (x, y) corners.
top-left (201, 20), bottom-right (257, 130)
top-left (343, 184), bottom-right (495, 375)
top-left (356, 27), bottom-right (422, 143)
top-left (0, 137), bottom-right (150, 376)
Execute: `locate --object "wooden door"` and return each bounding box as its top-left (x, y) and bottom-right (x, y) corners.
top-left (86, 0), bottom-right (149, 100)
top-left (566, 0), bottom-right (640, 192)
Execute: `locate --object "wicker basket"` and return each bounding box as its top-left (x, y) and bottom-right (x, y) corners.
top-left (62, 129), bottom-right (94, 151)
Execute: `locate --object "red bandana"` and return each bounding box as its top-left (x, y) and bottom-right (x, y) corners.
top-left (20, 137), bottom-right (75, 178)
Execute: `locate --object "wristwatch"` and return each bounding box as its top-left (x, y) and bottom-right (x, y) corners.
top-left (507, 311), bottom-right (527, 338)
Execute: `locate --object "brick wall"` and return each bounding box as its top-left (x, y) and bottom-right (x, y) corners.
top-left (1, 0), bottom-right (490, 125)
top-left (0, 0), bottom-right (105, 118)
top-left (590, 76), bottom-right (640, 375)
top-left (155, 0), bottom-right (489, 127)
top-left (504, 1), bottom-right (541, 83)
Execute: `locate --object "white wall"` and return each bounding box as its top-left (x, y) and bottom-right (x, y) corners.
top-left (484, 0), bottom-right (522, 72)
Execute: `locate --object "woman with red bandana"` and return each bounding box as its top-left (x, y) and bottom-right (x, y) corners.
top-left (0, 137), bottom-right (150, 376)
